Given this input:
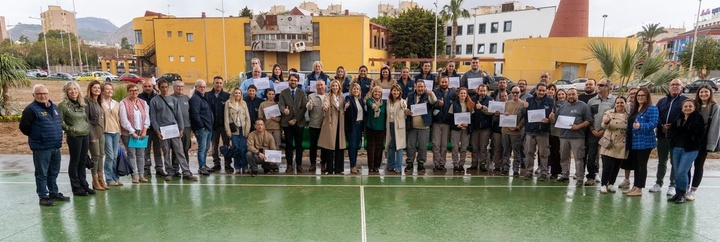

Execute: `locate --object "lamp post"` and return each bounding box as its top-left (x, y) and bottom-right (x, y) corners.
top-left (689, 0), bottom-right (702, 80)
top-left (28, 15), bottom-right (50, 74)
top-left (433, 0), bottom-right (438, 72)
top-left (216, 0), bottom-right (228, 79)
top-left (602, 14), bottom-right (608, 37)
top-left (64, 26), bottom-right (75, 73)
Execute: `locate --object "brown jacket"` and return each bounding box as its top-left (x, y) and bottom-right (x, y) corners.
top-left (258, 101), bottom-right (281, 131)
top-left (224, 100), bottom-right (251, 137)
top-left (247, 130), bottom-right (277, 154)
top-left (318, 93), bottom-right (346, 150)
top-left (501, 99), bottom-right (524, 135)
top-left (599, 110), bottom-right (628, 159)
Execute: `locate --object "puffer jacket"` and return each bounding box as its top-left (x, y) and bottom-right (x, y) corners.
top-left (599, 110), bottom-right (628, 159)
top-left (59, 98), bottom-right (90, 136)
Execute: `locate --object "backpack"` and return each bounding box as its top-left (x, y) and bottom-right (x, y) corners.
top-left (116, 146), bottom-right (133, 176)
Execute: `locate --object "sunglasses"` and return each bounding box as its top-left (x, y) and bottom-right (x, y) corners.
top-left (541, 76), bottom-right (548, 78)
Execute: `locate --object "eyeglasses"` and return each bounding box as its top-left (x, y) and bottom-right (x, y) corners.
top-left (598, 84), bottom-right (606, 87)
top-left (511, 92), bottom-right (520, 94)
top-left (518, 83), bottom-right (526, 86)
top-left (670, 83), bottom-right (682, 86)
top-left (128, 89), bottom-right (139, 92)
top-left (34, 93), bottom-right (49, 96)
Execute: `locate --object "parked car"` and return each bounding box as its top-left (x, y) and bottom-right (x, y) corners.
top-left (553, 80), bottom-right (574, 90)
top-left (48, 72), bottom-right (73, 80)
top-left (684, 80), bottom-right (719, 93)
top-left (75, 72), bottom-right (97, 81)
top-left (119, 74), bottom-right (145, 84)
top-left (100, 72), bottom-right (120, 82)
top-left (160, 73), bottom-right (183, 82)
top-left (570, 78), bottom-right (589, 90)
top-left (488, 76), bottom-right (515, 92)
top-left (26, 69), bottom-right (48, 77)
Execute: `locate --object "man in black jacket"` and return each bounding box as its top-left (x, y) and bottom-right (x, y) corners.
top-left (139, 79), bottom-right (162, 177)
top-left (189, 80), bottom-right (213, 175)
top-left (204, 76), bottom-right (232, 173)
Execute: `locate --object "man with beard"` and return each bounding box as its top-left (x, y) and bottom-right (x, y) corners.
top-left (431, 76), bottom-right (455, 172)
top-left (554, 88), bottom-right (592, 186)
top-left (469, 84), bottom-right (494, 172)
top-left (584, 78), bottom-right (616, 185)
top-left (650, 78), bottom-right (687, 196)
top-left (279, 73), bottom-right (309, 173)
top-left (521, 83), bottom-right (554, 180)
top-left (578, 78), bottom-right (598, 103)
top-left (490, 79), bottom-right (509, 101)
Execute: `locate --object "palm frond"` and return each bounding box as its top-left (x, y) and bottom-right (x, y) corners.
top-left (615, 40), bottom-right (644, 86)
top-left (637, 52), bottom-right (666, 81)
top-left (647, 69), bottom-right (680, 94)
top-left (585, 39), bottom-right (616, 79)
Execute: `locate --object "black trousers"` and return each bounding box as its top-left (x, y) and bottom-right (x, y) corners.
top-left (283, 125), bottom-right (305, 167)
top-left (548, 135), bottom-right (561, 176)
top-left (585, 134), bottom-right (600, 179)
top-left (67, 135), bottom-right (90, 193)
top-left (366, 129), bottom-right (386, 171)
top-left (211, 126), bottom-right (230, 167)
top-left (309, 127), bottom-right (322, 165)
top-left (630, 149), bottom-right (652, 188)
top-left (601, 155), bottom-right (623, 186)
top-left (689, 149), bottom-right (708, 188)
top-left (322, 126), bottom-right (344, 174)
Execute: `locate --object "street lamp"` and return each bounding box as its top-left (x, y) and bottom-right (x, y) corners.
top-left (28, 15), bottom-right (50, 75)
top-left (63, 25), bottom-right (75, 73)
top-left (602, 14), bottom-right (608, 37)
top-left (689, 0), bottom-right (702, 80)
top-left (216, 0), bottom-right (228, 79)
top-left (433, 0), bottom-right (438, 72)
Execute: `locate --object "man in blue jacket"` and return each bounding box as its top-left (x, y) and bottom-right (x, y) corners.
top-left (189, 79), bottom-right (213, 175)
top-left (651, 78), bottom-right (687, 196)
top-left (20, 84), bottom-right (70, 206)
top-left (431, 76), bottom-right (455, 172)
top-left (469, 84), bottom-right (494, 172)
top-left (405, 81), bottom-right (438, 173)
top-left (521, 83), bottom-right (554, 180)
top-left (205, 76), bottom-right (232, 173)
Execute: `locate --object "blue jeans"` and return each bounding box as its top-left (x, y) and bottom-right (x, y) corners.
top-left (347, 121), bottom-right (363, 168)
top-left (104, 133), bottom-right (120, 182)
top-left (387, 123), bottom-right (403, 171)
top-left (33, 148), bottom-right (61, 198)
top-left (195, 128), bottom-right (212, 168)
top-left (232, 134), bottom-right (248, 170)
top-left (672, 147), bottom-right (698, 192)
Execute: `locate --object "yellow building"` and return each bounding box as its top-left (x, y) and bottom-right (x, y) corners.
top-left (503, 37), bottom-right (639, 84)
top-left (133, 11), bottom-right (388, 82)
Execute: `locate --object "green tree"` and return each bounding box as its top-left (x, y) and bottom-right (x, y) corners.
top-left (370, 16), bottom-right (395, 27)
top-left (636, 23), bottom-right (668, 57)
top-left (240, 6), bottom-right (253, 18)
top-left (120, 37), bottom-right (133, 50)
top-left (387, 7), bottom-right (445, 64)
top-left (440, 0), bottom-right (470, 58)
top-left (0, 53), bottom-right (30, 115)
top-left (18, 35), bottom-right (29, 44)
top-left (678, 38), bottom-right (720, 79)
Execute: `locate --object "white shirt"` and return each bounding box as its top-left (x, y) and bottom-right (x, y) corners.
top-left (355, 98), bottom-right (363, 121)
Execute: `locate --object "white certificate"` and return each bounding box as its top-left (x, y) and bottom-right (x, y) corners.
top-left (410, 103), bottom-right (428, 116)
top-left (253, 77), bottom-right (270, 90)
top-left (308, 81), bottom-right (317, 92)
top-left (488, 101), bottom-right (505, 113)
top-left (424, 80), bottom-right (434, 90)
top-left (263, 105), bottom-right (281, 118)
top-left (159, 125), bottom-right (180, 140)
top-left (449, 77), bottom-right (460, 88)
top-left (468, 78), bottom-right (483, 90)
top-left (527, 109), bottom-right (546, 123)
top-left (274, 82), bottom-right (289, 93)
top-left (555, 115), bottom-right (575, 129)
top-left (382, 89), bottom-right (390, 100)
top-left (454, 112), bottom-right (471, 125)
top-left (265, 150), bottom-right (282, 163)
top-left (499, 115), bottom-right (517, 128)
top-left (290, 72), bottom-right (306, 83)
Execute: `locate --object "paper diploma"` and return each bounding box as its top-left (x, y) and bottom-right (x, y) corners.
top-left (263, 105), bottom-right (281, 118)
top-left (253, 77), bottom-right (270, 90)
top-left (555, 115), bottom-right (575, 129)
top-left (449, 77), bottom-right (460, 88)
top-left (290, 72), bottom-right (306, 83)
top-left (308, 81), bottom-right (317, 92)
top-left (488, 101), bottom-right (505, 113)
top-left (468, 78), bottom-right (483, 90)
top-left (159, 125), bottom-right (180, 140)
top-left (410, 103), bottom-right (428, 116)
top-left (499, 115), bottom-right (517, 128)
top-left (527, 109), bottom-right (546, 123)
top-left (274, 82), bottom-right (289, 93)
top-left (265, 150), bottom-right (282, 163)
top-left (382, 89), bottom-right (390, 100)
top-left (424, 80), bottom-right (434, 90)
top-left (454, 112), bottom-right (471, 125)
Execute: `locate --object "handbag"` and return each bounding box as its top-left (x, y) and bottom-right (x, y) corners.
top-left (599, 136), bottom-right (612, 148)
top-left (116, 146), bottom-right (133, 177)
top-left (229, 122), bottom-right (238, 133)
top-left (85, 154), bottom-right (94, 169)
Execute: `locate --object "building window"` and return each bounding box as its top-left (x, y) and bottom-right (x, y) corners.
top-left (504, 21), bottom-right (512, 32)
top-left (169, 55), bottom-right (174, 62)
top-left (466, 44), bottom-right (473, 54)
top-left (489, 43), bottom-right (497, 54)
top-left (478, 44), bottom-right (485, 54)
top-left (134, 30), bottom-right (143, 44)
top-left (467, 24), bottom-right (474, 35)
top-left (186, 33), bottom-right (194, 42)
top-left (244, 23), bottom-right (251, 46)
top-left (491, 22), bottom-right (499, 33)
top-left (312, 22), bottom-right (320, 45)
top-left (456, 26), bottom-right (463, 36)
top-left (381, 37), bottom-right (385, 49)
top-left (479, 23), bottom-right (486, 34)
top-left (190, 56), bottom-right (196, 62)
top-left (445, 45), bottom-right (451, 55)
top-left (502, 43), bottom-right (505, 53)
top-left (167, 31), bottom-right (172, 37)
top-left (374, 36), bottom-right (378, 48)
top-left (177, 31), bottom-right (183, 37)
top-left (180, 55), bottom-right (185, 62)
top-left (446, 26), bottom-right (452, 36)
top-left (455, 45), bottom-right (461, 55)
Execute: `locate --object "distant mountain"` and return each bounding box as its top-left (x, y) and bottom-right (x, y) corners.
top-left (7, 24), bottom-right (42, 42)
top-left (7, 17), bottom-right (130, 44)
top-left (101, 21), bottom-right (134, 45)
top-left (77, 17), bottom-right (117, 32)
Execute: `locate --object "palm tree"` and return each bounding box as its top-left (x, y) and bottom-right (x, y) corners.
top-left (586, 40), bottom-right (670, 95)
top-left (636, 23), bottom-right (668, 57)
top-left (0, 53), bottom-right (30, 115)
top-left (440, 0), bottom-right (470, 58)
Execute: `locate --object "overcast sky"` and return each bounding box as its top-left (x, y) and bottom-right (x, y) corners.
top-left (4, 0), bottom-right (710, 37)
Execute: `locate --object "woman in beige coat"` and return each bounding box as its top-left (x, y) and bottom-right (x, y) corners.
top-left (319, 80), bottom-right (346, 174)
top-left (599, 96), bottom-right (629, 193)
top-left (385, 84), bottom-right (407, 174)
top-left (225, 88), bottom-right (252, 173)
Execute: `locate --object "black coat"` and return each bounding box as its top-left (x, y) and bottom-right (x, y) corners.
top-left (344, 96), bottom-right (366, 132)
top-left (669, 111), bottom-right (706, 151)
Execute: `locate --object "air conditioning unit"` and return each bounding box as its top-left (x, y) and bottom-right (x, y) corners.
top-left (293, 41), bottom-right (306, 53)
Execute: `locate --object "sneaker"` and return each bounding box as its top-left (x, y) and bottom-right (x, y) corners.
top-left (404, 163), bottom-right (413, 172)
top-left (538, 174), bottom-right (547, 181)
top-left (649, 184), bottom-right (662, 193)
top-left (685, 191), bottom-right (696, 201)
top-left (607, 185), bottom-right (617, 192)
top-left (183, 174), bottom-right (199, 181)
top-left (225, 166), bottom-right (235, 174)
top-left (618, 179), bottom-right (631, 189)
top-left (674, 195), bottom-right (686, 204)
top-left (198, 166), bottom-right (211, 176)
top-left (584, 179), bottom-right (595, 186)
top-left (575, 180), bottom-right (583, 187)
top-left (524, 174), bottom-right (532, 180)
top-left (417, 163), bottom-right (426, 172)
top-left (600, 185), bottom-right (608, 194)
top-left (667, 186), bottom-right (676, 196)
top-left (209, 165), bottom-right (222, 173)
top-left (467, 166), bottom-right (478, 171)
top-left (39, 197), bottom-right (55, 206)
top-left (49, 193), bottom-right (70, 201)
top-left (626, 188), bottom-right (643, 196)
top-left (164, 175), bottom-right (173, 181)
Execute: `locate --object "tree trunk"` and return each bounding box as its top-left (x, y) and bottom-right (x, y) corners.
top-left (2, 84), bottom-right (9, 116)
top-left (647, 41), bottom-right (654, 57)
top-left (451, 21), bottom-right (458, 59)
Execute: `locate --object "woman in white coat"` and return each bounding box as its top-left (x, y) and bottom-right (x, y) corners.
top-left (385, 84), bottom-right (407, 174)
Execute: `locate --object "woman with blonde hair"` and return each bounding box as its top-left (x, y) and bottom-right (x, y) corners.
top-left (366, 86), bottom-right (387, 173)
top-left (319, 80), bottom-right (346, 174)
top-left (305, 61), bottom-right (331, 94)
top-left (344, 83), bottom-right (365, 174)
top-left (84, 81), bottom-right (107, 190)
top-left (335, 66), bottom-right (352, 96)
top-left (225, 87), bottom-right (252, 173)
top-left (385, 84), bottom-right (407, 174)
top-left (59, 81), bottom-right (94, 196)
top-left (101, 83), bottom-right (124, 185)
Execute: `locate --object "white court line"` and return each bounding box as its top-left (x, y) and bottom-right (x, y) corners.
top-left (360, 185), bottom-right (367, 242)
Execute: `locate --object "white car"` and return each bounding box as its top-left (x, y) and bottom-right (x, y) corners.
top-left (570, 78), bottom-right (589, 90)
top-left (99, 72), bottom-right (119, 82)
top-left (553, 80), bottom-right (575, 90)
top-left (26, 69), bottom-right (48, 77)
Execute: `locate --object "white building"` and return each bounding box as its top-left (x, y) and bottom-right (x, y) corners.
top-left (444, 6), bottom-right (556, 75)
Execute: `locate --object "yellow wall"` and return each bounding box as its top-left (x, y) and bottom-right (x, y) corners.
top-left (503, 37), bottom-right (639, 84)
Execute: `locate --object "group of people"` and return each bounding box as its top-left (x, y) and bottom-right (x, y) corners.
top-left (22, 57), bottom-right (717, 206)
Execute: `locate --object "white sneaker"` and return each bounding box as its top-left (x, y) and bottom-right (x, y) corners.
top-left (667, 186), bottom-right (676, 196)
top-left (685, 191), bottom-right (696, 201)
top-left (608, 185), bottom-right (617, 192)
top-left (649, 184), bottom-right (662, 193)
top-left (618, 179), bottom-right (630, 189)
top-left (600, 185), bottom-right (608, 194)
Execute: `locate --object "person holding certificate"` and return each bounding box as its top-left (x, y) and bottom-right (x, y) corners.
top-left (385, 85), bottom-right (406, 174)
top-left (449, 87), bottom-right (475, 173)
top-left (554, 88), bottom-right (592, 185)
top-left (414, 61), bottom-right (437, 85)
top-left (501, 86), bottom-right (526, 178)
top-left (225, 87), bottom-right (252, 174)
top-left (149, 79), bottom-right (198, 181)
top-left (520, 83), bottom-right (554, 180)
top-left (344, 83), bottom-right (366, 174)
top-left (439, 60), bottom-right (460, 88)
top-left (404, 80), bottom-right (437, 172)
top-left (319, 80), bottom-right (347, 174)
top-left (241, 66), bottom-right (274, 100)
top-left (305, 61), bottom-right (332, 95)
top-left (258, 89), bottom-right (282, 154)
top-left (269, 64), bottom-right (284, 83)
top-left (431, 76), bottom-right (456, 173)
top-left (548, 87), bottom-right (566, 180)
top-left (245, 120), bottom-right (278, 176)
top-left (490, 91), bottom-right (509, 175)
top-left (469, 84), bottom-right (494, 173)
top-left (460, 57), bottom-right (486, 98)
top-left (366, 86), bottom-right (387, 173)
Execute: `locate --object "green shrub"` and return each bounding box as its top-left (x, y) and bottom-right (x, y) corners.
top-left (0, 114), bottom-right (22, 122)
top-left (113, 84), bottom-right (127, 102)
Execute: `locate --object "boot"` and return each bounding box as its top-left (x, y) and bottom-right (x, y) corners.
top-left (98, 172), bottom-right (110, 190)
top-left (309, 161), bottom-right (317, 172)
top-left (92, 175), bottom-right (105, 191)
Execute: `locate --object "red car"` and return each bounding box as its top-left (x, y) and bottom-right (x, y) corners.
top-left (119, 74), bottom-right (145, 84)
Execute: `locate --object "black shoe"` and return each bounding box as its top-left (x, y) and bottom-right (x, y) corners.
top-left (417, 164), bottom-right (426, 172)
top-left (513, 173), bottom-right (520, 178)
top-left (209, 165), bottom-right (222, 173)
top-left (85, 188), bottom-right (96, 195)
top-left (225, 166), bottom-right (235, 174)
top-left (173, 172), bottom-right (181, 178)
top-left (467, 166), bottom-right (478, 171)
top-left (39, 197), bottom-right (55, 206)
top-left (251, 170), bottom-right (258, 177)
top-left (156, 171), bottom-right (168, 176)
top-left (556, 177), bottom-right (569, 182)
top-left (183, 174), bottom-right (199, 181)
top-left (454, 166), bottom-right (463, 173)
top-left (144, 171), bottom-right (151, 178)
top-left (74, 191), bottom-right (88, 196)
top-left (49, 193), bottom-right (70, 201)
top-left (198, 166), bottom-right (211, 176)
top-left (668, 194), bottom-right (680, 202)
top-left (404, 163), bottom-right (413, 172)
top-left (549, 174), bottom-right (558, 180)
top-left (674, 196), bottom-right (686, 204)
top-left (479, 166), bottom-right (488, 172)
top-left (500, 171), bottom-right (509, 176)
